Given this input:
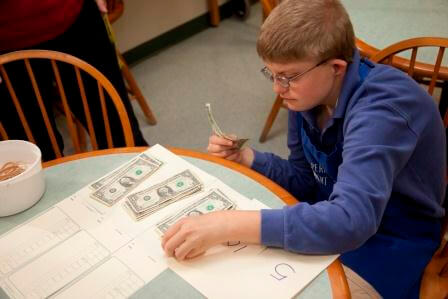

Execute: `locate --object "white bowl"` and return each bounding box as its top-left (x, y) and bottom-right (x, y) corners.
top-left (0, 140), bottom-right (46, 217)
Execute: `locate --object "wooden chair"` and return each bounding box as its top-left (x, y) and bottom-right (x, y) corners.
top-left (419, 239), bottom-right (448, 298)
top-left (258, 0), bottom-right (291, 143)
top-left (208, 0), bottom-right (220, 26)
top-left (357, 37), bottom-right (448, 83)
top-left (370, 37), bottom-right (448, 127)
top-left (369, 38), bottom-right (448, 299)
top-left (0, 49), bottom-right (135, 158)
top-left (260, 0), bottom-right (280, 20)
top-left (105, 0), bottom-right (157, 125)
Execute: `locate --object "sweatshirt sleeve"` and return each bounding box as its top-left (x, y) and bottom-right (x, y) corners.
top-left (251, 111), bottom-right (316, 201)
top-left (261, 94), bottom-right (419, 254)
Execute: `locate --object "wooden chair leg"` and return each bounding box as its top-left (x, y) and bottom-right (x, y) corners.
top-left (440, 81), bottom-right (448, 127)
top-left (208, 0), bottom-right (220, 27)
top-left (118, 53), bottom-right (157, 125)
top-left (0, 122), bottom-right (8, 140)
top-left (259, 95), bottom-right (284, 143)
top-left (327, 260), bottom-right (351, 299)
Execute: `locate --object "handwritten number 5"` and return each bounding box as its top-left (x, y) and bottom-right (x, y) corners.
top-left (270, 263), bottom-right (296, 281)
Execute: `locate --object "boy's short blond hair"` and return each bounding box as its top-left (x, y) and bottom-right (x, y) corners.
top-left (257, 0), bottom-right (355, 63)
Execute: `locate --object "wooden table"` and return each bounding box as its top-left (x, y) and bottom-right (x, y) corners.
top-left (0, 147), bottom-right (349, 298)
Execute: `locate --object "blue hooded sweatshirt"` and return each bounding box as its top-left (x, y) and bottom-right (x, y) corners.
top-left (252, 50), bottom-right (446, 298)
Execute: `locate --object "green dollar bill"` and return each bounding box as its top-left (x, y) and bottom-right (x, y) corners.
top-left (155, 189), bottom-right (236, 235)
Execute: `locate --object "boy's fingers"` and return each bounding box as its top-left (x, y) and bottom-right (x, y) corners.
top-left (209, 135), bottom-right (234, 146)
top-left (186, 249), bottom-right (205, 260)
top-left (226, 151), bottom-right (240, 161)
top-left (207, 144), bottom-right (237, 155)
top-left (174, 241), bottom-right (194, 260)
top-left (206, 143), bottom-right (223, 153)
top-left (227, 134), bottom-right (238, 141)
top-left (161, 220), bottom-right (183, 249)
top-left (163, 230), bottom-right (187, 257)
top-left (211, 149), bottom-right (237, 158)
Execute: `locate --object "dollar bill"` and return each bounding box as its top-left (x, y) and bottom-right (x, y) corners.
top-left (155, 189), bottom-right (236, 235)
top-left (125, 170), bottom-right (203, 220)
top-left (127, 169), bottom-right (202, 212)
top-left (90, 154), bottom-right (163, 190)
top-left (90, 157), bottom-right (162, 206)
top-left (205, 103), bottom-right (249, 149)
top-left (124, 189), bottom-right (197, 221)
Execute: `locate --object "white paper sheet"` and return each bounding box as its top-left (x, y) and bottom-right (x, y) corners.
top-left (170, 246), bottom-right (337, 299)
top-left (8, 231), bottom-right (109, 298)
top-left (0, 207), bottom-right (79, 278)
top-left (55, 257), bottom-right (145, 299)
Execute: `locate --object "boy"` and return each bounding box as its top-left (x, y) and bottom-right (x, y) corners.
top-left (162, 0), bottom-right (446, 297)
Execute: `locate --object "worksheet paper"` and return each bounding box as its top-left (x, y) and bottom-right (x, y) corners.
top-left (0, 144), bottom-right (338, 298)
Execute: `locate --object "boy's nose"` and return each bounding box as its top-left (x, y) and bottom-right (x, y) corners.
top-left (272, 80), bottom-right (287, 94)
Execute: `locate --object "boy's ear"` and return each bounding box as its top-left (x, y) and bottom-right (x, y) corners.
top-left (330, 59), bottom-right (348, 76)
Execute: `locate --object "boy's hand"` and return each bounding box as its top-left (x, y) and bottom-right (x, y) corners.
top-left (207, 135), bottom-right (255, 167)
top-left (161, 210), bottom-right (261, 261)
top-left (207, 134), bottom-right (238, 159)
top-left (161, 211), bottom-right (230, 260)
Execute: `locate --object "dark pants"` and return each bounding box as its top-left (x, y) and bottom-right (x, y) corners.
top-left (0, 0), bottom-right (147, 161)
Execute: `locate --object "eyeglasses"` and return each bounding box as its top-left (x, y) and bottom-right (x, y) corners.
top-left (260, 60), bottom-right (328, 88)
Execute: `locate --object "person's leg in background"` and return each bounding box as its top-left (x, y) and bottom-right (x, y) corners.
top-left (0, 59), bottom-right (64, 161)
top-left (41, 0), bottom-right (148, 148)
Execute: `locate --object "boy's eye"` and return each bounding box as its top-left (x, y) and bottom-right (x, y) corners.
top-left (281, 71), bottom-right (299, 78)
top-left (280, 74), bottom-right (294, 80)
